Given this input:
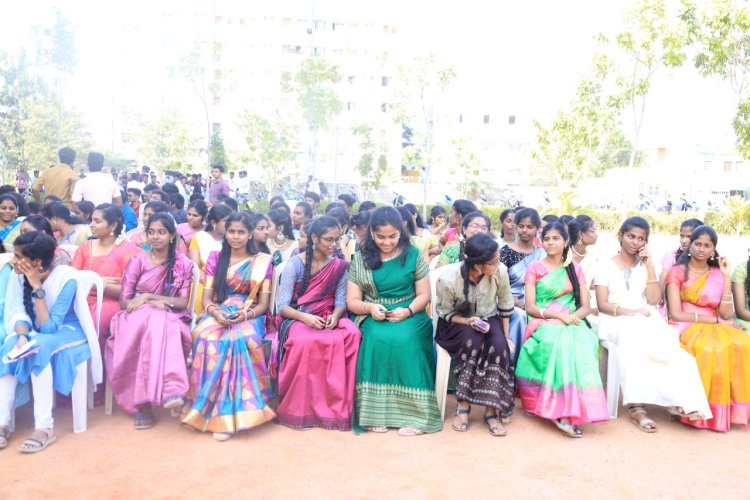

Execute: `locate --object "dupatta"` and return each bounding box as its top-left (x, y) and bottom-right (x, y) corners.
top-left (508, 247), bottom-right (546, 300)
top-left (524, 265), bottom-right (577, 342)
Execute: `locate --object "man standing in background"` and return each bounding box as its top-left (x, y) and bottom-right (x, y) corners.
top-left (72, 152), bottom-right (123, 207)
top-left (33, 147), bottom-right (80, 209)
top-left (208, 164), bottom-right (230, 205)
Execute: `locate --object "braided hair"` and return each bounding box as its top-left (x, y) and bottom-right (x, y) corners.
top-left (397, 206), bottom-right (416, 236)
top-left (94, 203), bottom-right (125, 238)
top-left (145, 213), bottom-right (179, 295)
top-left (675, 218), bottom-right (703, 262)
top-left (456, 233), bottom-right (498, 317)
top-left (268, 208), bottom-right (296, 241)
top-left (361, 206), bottom-right (412, 270)
top-left (290, 216), bottom-right (340, 308)
top-left (403, 203), bottom-right (425, 229)
top-left (14, 231), bottom-right (57, 328)
top-left (458, 211), bottom-right (491, 263)
top-left (542, 222), bottom-right (586, 316)
top-left (43, 201), bottom-right (87, 225)
top-left (212, 212), bottom-right (258, 304)
top-left (205, 204), bottom-right (234, 233)
top-left (21, 215), bottom-right (54, 237)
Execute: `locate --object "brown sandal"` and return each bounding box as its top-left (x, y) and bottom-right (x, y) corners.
top-left (629, 405), bottom-right (657, 433)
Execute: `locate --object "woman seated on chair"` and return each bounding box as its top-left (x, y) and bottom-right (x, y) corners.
top-left (177, 199), bottom-right (208, 247)
top-left (500, 207), bottom-right (546, 364)
top-left (435, 211), bottom-right (491, 267)
top-left (106, 213), bottom-right (194, 429)
top-left (276, 216), bottom-right (361, 430)
top-left (20, 215), bottom-right (72, 266)
top-left (189, 204), bottom-right (233, 315)
top-left (45, 201), bottom-right (91, 246)
top-left (666, 225), bottom-right (750, 432)
top-left (346, 206), bottom-right (440, 436)
top-left (0, 193), bottom-right (24, 245)
top-left (267, 208), bottom-right (298, 266)
top-left (182, 212), bottom-right (276, 441)
top-left (435, 233), bottom-right (515, 436)
top-left (594, 217), bottom-right (710, 433)
top-left (72, 205), bottom-right (140, 356)
top-left (123, 201), bottom-right (188, 254)
top-left (515, 222), bottom-right (608, 438)
top-left (0, 232), bottom-right (99, 453)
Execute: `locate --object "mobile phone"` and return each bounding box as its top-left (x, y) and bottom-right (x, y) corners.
top-left (226, 312), bottom-right (241, 320)
top-left (471, 319), bottom-right (490, 333)
top-left (384, 310), bottom-right (393, 317)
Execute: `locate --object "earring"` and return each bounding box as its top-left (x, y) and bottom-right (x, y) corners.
top-left (687, 250), bottom-right (691, 257)
top-left (711, 252), bottom-right (716, 260)
top-left (38, 266), bottom-right (43, 271)
top-left (578, 239), bottom-right (583, 245)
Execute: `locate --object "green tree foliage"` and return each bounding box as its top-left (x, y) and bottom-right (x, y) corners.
top-left (209, 129), bottom-right (229, 168)
top-left (135, 108), bottom-right (195, 170)
top-left (682, 0), bottom-right (750, 156)
top-left (451, 137), bottom-right (489, 200)
top-left (609, 0), bottom-right (688, 168)
top-left (238, 111), bottom-right (298, 199)
top-left (351, 123), bottom-right (388, 199)
top-left (281, 57), bottom-right (342, 131)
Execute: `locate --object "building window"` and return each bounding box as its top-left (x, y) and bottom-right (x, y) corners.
top-left (282, 17), bottom-right (291, 26)
top-left (704, 161), bottom-right (712, 170)
top-left (346, 102), bottom-right (353, 111)
top-left (314, 19), bottom-right (326, 30)
top-left (212, 122), bottom-right (222, 133)
top-left (314, 47), bottom-right (326, 56)
top-left (724, 161), bottom-right (733, 172)
top-left (459, 114), bottom-right (463, 123)
top-left (381, 103), bottom-right (389, 112)
top-left (381, 76), bottom-right (389, 86)
top-left (508, 115), bottom-right (515, 125)
top-left (348, 75), bottom-right (355, 84)
top-left (657, 147), bottom-right (666, 161)
top-left (483, 114), bottom-right (490, 124)
top-left (737, 161), bottom-right (744, 171)
top-left (213, 95), bottom-right (221, 105)
top-left (214, 16), bottom-right (222, 25)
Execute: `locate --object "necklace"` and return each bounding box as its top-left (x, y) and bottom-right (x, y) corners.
top-left (571, 245), bottom-right (587, 258)
top-left (688, 264), bottom-right (709, 275)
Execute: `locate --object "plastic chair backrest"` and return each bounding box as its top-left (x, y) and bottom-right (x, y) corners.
top-left (271, 260), bottom-right (288, 316)
top-left (188, 263), bottom-right (200, 314)
top-left (429, 264), bottom-right (452, 334)
top-left (72, 269), bottom-right (104, 336)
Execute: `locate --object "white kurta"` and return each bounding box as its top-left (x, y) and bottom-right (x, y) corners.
top-left (594, 258), bottom-right (711, 417)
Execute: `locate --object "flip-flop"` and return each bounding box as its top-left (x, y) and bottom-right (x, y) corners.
top-left (451, 406), bottom-right (471, 432)
top-left (483, 415), bottom-right (507, 437)
top-left (363, 426), bottom-right (388, 433)
top-left (213, 432), bottom-right (233, 441)
top-left (134, 410), bottom-right (154, 430)
top-left (19, 431), bottom-right (57, 453)
top-left (629, 406), bottom-right (657, 433)
top-left (163, 396), bottom-right (185, 410)
top-left (0, 426), bottom-right (9, 450)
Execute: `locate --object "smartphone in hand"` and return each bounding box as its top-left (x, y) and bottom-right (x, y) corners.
top-left (226, 312), bottom-right (241, 321)
top-left (471, 319), bottom-right (490, 333)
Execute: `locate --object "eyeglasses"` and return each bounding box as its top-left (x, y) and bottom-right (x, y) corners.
top-left (319, 236), bottom-right (341, 244)
top-left (467, 223), bottom-right (488, 231)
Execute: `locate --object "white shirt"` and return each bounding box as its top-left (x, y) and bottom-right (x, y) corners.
top-left (73, 172), bottom-right (121, 206)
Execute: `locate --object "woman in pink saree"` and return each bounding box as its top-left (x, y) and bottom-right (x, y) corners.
top-left (666, 225), bottom-right (750, 432)
top-left (276, 216), bottom-right (361, 430)
top-left (106, 213), bottom-right (194, 429)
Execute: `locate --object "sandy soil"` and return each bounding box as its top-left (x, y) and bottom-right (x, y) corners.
top-left (2, 395), bottom-right (748, 499)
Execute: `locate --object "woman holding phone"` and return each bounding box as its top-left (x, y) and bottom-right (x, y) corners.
top-left (435, 233), bottom-right (515, 436)
top-left (347, 207), bottom-right (440, 436)
top-left (182, 212), bottom-right (275, 441)
top-left (594, 217), bottom-right (710, 432)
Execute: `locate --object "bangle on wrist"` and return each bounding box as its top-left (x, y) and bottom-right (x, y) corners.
top-left (248, 309), bottom-right (256, 319)
top-left (407, 306), bottom-right (414, 318)
top-left (613, 306), bottom-right (618, 317)
top-left (646, 280), bottom-right (658, 284)
top-left (694, 312), bottom-right (698, 323)
top-left (720, 299), bottom-right (733, 304)
top-left (539, 308), bottom-right (545, 319)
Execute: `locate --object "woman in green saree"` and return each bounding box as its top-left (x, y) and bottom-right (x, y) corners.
top-left (347, 206), bottom-right (440, 436)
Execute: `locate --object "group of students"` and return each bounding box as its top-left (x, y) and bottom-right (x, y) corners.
top-left (0, 191), bottom-right (749, 455)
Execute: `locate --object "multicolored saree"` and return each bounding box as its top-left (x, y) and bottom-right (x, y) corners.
top-left (667, 266), bottom-right (750, 431)
top-left (181, 252), bottom-right (276, 433)
top-left (515, 262), bottom-right (608, 425)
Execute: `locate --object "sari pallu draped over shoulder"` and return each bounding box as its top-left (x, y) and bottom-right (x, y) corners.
top-left (275, 256), bottom-right (361, 430)
top-left (182, 252), bottom-right (276, 434)
top-left (515, 262), bottom-right (608, 425)
top-left (667, 266), bottom-right (750, 431)
top-left (503, 246), bottom-right (546, 364)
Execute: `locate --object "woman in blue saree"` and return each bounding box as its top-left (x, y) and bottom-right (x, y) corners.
top-left (499, 208), bottom-right (545, 364)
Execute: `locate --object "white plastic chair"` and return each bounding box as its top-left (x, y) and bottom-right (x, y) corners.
top-left (429, 265), bottom-right (453, 421)
top-left (70, 270), bottom-right (104, 433)
top-left (271, 260), bottom-right (287, 316)
top-left (600, 340), bottom-right (620, 419)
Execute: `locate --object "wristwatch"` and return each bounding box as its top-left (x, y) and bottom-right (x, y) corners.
top-left (32, 288), bottom-right (46, 299)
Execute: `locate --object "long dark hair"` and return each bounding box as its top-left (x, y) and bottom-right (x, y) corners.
top-left (456, 233), bottom-right (498, 317)
top-left (212, 212), bottom-right (258, 304)
top-left (499, 208), bottom-right (515, 237)
top-left (9, 192), bottom-right (28, 217)
top-left (542, 222), bottom-right (585, 315)
top-left (568, 214), bottom-right (594, 246)
top-left (145, 213), bottom-right (179, 295)
top-left (429, 205), bottom-right (446, 225)
top-left (361, 206), bottom-right (411, 269)
top-left (458, 211), bottom-right (490, 263)
top-left (452, 199), bottom-right (476, 224)
top-left (675, 218), bottom-right (703, 261)
top-left (205, 204), bottom-right (233, 233)
top-left (95, 203), bottom-right (125, 238)
top-left (268, 208), bottom-right (295, 241)
top-left (403, 203), bottom-right (425, 229)
top-left (22, 215), bottom-right (54, 237)
top-left (290, 216), bottom-right (340, 308)
top-left (188, 199), bottom-right (209, 220)
top-left (397, 206), bottom-right (416, 236)
top-left (14, 231), bottom-right (57, 327)
top-left (248, 213), bottom-right (271, 254)
top-left (676, 225), bottom-right (720, 272)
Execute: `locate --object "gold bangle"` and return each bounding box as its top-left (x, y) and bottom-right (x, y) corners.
top-left (206, 304), bottom-right (218, 314)
top-left (362, 303), bottom-right (368, 315)
top-left (646, 280), bottom-right (658, 284)
top-left (248, 309), bottom-right (256, 319)
top-left (613, 306), bottom-right (618, 317)
top-left (694, 312), bottom-right (698, 323)
top-left (720, 300), bottom-right (733, 304)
